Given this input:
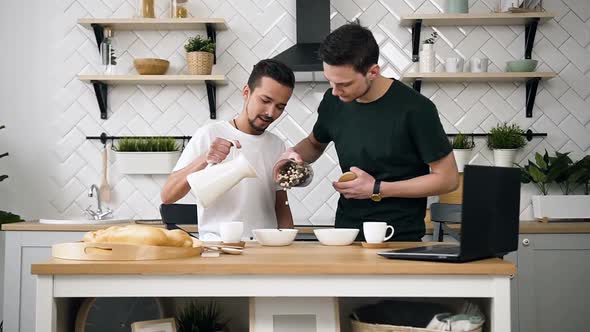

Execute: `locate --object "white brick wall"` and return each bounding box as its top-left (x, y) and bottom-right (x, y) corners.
top-left (2, 0), bottom-right (590, 222)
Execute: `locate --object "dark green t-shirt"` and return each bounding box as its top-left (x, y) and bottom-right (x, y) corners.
top-left (312, 79), bottom-right (452, 241)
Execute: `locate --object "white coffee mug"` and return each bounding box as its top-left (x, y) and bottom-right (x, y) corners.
top-left (219, 221), bottom-right (244, 243)
top-left (445, 57), bottom-right (463, 73)
top-left (363, 222), bottom-right (395, 243)
top-left (470, 57), bottom-right (489, 73)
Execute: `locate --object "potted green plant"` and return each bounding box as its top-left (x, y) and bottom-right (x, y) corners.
top-left (114, 137), bottom-right (180, 174)
top-left (185, 35), bottom-right (215, 75)
top-left (1, 125), bottom-right (22, 224)
top-left (176, 300), bottom-right (229, 332)
top-left (574, 155), bottom-right (590, 195)
top-left (451, 133), bottom-right (475, 172)
top-left (487, 122), bottom-right (527, 167)
top-left (520, 151), bottom-right (590, 220)
top-left (0, 209), bottom-right (23, 225)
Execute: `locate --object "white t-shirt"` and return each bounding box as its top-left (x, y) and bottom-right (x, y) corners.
top-left (173, 121), bottom-right (286, 240)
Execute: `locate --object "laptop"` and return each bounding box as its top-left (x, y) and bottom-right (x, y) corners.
top-left (378, 165), bottom-right (521, 263)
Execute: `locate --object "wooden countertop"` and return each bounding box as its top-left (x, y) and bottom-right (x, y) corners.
top-left (5, 220), bottom-right (590, 234)
top-left (31, 242), bottom-right (515, 276)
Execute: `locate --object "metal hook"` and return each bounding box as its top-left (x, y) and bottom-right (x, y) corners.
top-left (526, 129), bottom-right (534, 142)
top-left (99, 132), bottom-right (108, 145)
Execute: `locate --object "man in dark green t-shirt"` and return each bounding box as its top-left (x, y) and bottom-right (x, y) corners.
top-left (275, 24), bottom-right (459, 241)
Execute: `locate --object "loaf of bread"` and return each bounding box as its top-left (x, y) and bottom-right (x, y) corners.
top-left (83, 225), bottom-right (193, 248)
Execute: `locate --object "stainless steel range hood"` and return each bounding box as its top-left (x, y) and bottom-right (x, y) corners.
top-left (272, 0), bottom-right (330, 72)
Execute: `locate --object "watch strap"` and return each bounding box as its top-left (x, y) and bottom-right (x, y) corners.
top-left (373, 180), bottom-right (381, 195)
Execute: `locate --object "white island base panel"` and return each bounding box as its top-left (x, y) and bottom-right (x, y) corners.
top-left (36, 274), bottom-right (511, 332)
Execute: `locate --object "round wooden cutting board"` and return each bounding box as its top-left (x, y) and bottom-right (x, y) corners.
top-left (52, 241), bottom-right (202, 260)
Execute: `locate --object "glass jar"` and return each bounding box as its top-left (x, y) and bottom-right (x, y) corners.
top-left (100, 28), bottom-right (117, 74)
top-left (137, 0), bottom-right (155, 18)
top-left (171, 0), bottom-right (189, 18)
top-left (274, 159), bottom-right (314, 189)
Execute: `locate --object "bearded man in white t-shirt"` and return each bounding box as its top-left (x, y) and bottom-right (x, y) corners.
top-left (161, 59), bottom-right (295, 240)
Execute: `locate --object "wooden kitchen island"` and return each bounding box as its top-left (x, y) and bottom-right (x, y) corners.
top-left (31, 242), bottom-right (515, 332)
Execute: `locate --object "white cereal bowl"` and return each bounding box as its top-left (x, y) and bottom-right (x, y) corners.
top-left (252, 229), bottom-right (298, 246)
top-left (314, 228), bottom-right (359, 246)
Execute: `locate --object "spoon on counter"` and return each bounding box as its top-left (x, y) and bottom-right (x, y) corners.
top-left (174, 226), bottom-right (245, 254)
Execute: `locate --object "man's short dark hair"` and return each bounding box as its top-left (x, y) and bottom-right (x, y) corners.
top-left (247, 59), bottom-right (295, 91)
top-left (319, 24), bottom-right (379, 74)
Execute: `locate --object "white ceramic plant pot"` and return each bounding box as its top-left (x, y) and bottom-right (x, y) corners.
top-left (493, 149), bottom-right (518, 167)
top-left (532, 195), bottom-right (590, 220)
top-left (116, 151), bottom-right (180, 174)
top-left (453, 149), bottom-right (472, 173)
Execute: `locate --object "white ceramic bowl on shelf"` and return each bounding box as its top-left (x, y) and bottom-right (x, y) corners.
top-left (252, 229), bottom-right (298, 246)
top-left (314, 228), bottom-right (359, 246)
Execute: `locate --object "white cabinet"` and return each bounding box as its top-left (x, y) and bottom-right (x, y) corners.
top-left (2, 231), bottom-right (85, 332)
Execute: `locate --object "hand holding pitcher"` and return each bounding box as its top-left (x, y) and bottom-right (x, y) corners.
top-left (206, 138), bottom-right (242, 164)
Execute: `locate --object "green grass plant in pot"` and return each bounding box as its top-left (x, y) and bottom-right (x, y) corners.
top-left (185, 35), bottom-right (215, 75)
top-left (176, 300), bottom-right (229, 332)
top-left (487, 123), bottom-right (527, 167)
top-left (114, 137), bottom-right (180, 174)
top-left (451, 133), bottom-right (475, 172)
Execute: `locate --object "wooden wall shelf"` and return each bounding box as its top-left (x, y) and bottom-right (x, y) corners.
top-left (401, 72), bottom-right (555, 118)
top-left (400, 12), bottom-right (554, 27)
top-left (78, 75), bottom-right (225, 85)
top-left (401, 72), bottom-right (556, 83)
top-left (78, 18), bottom-right (227, 31)
top-left (78, 18), bottom-right (226, 62)
top-left (78, 75), bottom-right (226, 119)
top-left (77, 17), bottom-right (227, 120)
top-left (401, 12), bottom-right (556, 118)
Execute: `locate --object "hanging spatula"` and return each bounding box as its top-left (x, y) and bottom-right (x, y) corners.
top-left (99, 144), bottom-right (111, 203)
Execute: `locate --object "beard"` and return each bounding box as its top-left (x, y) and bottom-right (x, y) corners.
top-left (248, 115), bottom-right (272, 133)
top-left (244, 98), bottom-right (273, 134)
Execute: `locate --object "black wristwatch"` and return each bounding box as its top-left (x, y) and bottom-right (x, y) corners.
top-left (371, 180), bottom-right (382, 202)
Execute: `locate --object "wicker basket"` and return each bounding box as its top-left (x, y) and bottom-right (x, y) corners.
top-left (186, 51), bottom-right (214, 75)
top-left (351, 319), bottom-right (483, 332)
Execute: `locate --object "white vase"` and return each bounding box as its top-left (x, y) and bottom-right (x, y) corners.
top-left (493, 149), bottom-right (518, 167)
top-left (419, 44), bottom-right (436, 72)
top-left (453, 149), bottom-right (472, 173)
top-left (422, 43), bottom-right (434, 52)
top-left (532, 195), bottom-right (590, 220)
top-left (116, 151), bottom-right (181, 174)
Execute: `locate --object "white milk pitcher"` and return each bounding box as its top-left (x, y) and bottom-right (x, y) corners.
top-left (186, 143), bottom-right (257, 208)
